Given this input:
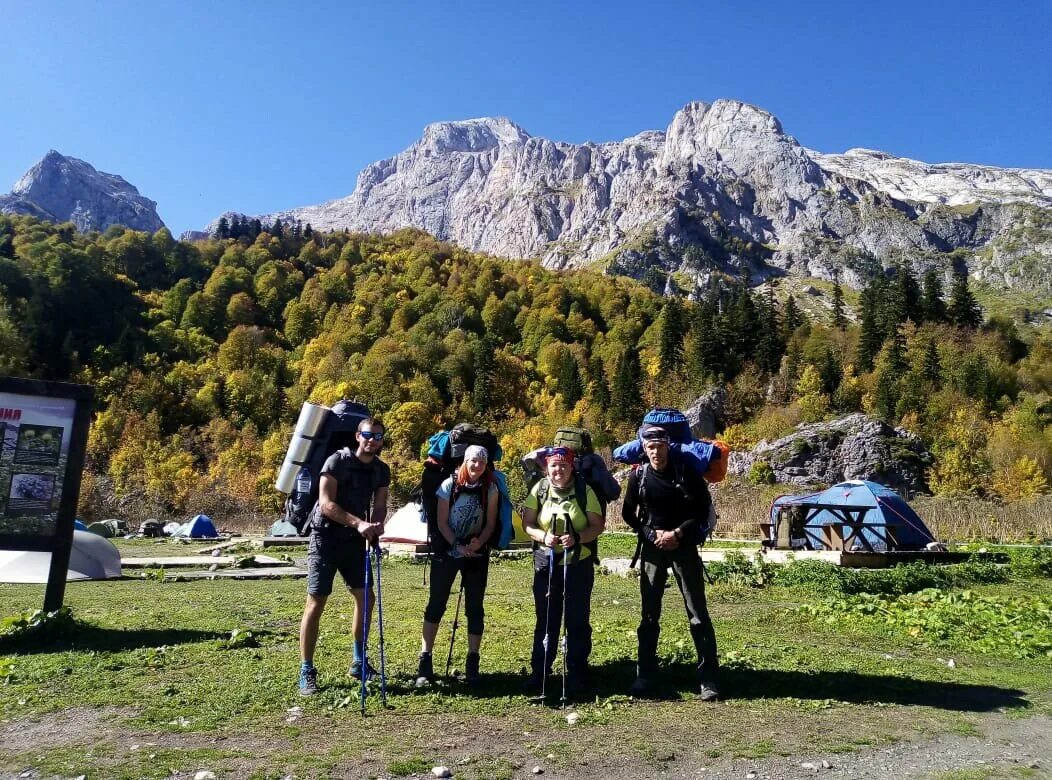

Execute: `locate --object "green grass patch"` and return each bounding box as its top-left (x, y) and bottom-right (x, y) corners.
top-left (0, 553), bottom-right (1049, 776)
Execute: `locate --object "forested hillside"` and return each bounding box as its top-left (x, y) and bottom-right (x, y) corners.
top-left (0, 214), bottom-right (1049, 524)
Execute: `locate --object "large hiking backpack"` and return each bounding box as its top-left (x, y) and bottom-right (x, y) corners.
top-left (521, 428), bottom-right (621, 559)
top-left (278, 400), bottom-right (372, 535)
top-left (419, 423), bottom-right (514, 551)
top-left (614, 406), bottom-right (730, 484)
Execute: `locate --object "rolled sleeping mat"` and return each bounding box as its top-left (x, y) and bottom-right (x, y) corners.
top-left (275, 402), bottom-right (331, 493)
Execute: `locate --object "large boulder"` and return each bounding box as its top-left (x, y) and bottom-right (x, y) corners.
top-left (685, 387), bottom-right (728, 440)
top-left (728, 413), bottom-right (931, 495)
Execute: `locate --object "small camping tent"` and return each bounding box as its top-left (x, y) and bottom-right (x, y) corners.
top-left (267, 518), bottom-right (300, 537)
top-left (172, 513), bottom-right (219, 539)
top-left (0, 530), bottom-right (122, 583)
top-left (379, 501), bottom-right (530, 547)
top-left (380, 501), bottom-right (429, 545)
top-left (767, 480), bottom-right (936, 552)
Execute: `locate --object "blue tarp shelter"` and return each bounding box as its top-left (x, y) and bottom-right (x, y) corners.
top-left (174, 513), bottom-right (219, 539)
top-left (767, 480), bottom-right (936, 552)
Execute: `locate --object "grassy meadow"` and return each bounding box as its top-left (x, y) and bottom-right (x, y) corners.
top-left (0, 539), bottom-right (1049, 779)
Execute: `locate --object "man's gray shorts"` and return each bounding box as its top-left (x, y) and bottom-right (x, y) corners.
top-left (307, 530), bottom-right (366, 595)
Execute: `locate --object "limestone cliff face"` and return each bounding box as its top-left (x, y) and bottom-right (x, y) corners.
top-left (0, 151), bottom-right (164, 233)
top-left (202, 99), bottom-right (1052, 291)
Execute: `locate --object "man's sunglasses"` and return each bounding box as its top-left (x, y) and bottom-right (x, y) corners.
top-left (359, 431), bottom-right (385, 441)
top-left (545, 446), bottom-right (574, 458)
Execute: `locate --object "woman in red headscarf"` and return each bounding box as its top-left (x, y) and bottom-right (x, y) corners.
top-left (521, 446), bottom-right (604, 700)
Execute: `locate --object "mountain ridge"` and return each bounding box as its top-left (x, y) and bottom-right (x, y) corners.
top-left (197, 98), bottom-right (1052, 291)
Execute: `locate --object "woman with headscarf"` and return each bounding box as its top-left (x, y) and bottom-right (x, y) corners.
top-left (415, 444), bottom-right (498, 686)
top-left (521, 446), bottom-right (604, 700)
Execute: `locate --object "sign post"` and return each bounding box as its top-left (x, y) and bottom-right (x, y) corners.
top-left (0, 377), bottom-right (93, 611)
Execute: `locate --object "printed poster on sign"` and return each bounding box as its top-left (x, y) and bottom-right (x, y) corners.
top-left (0, 395), bottom-right (75, 536)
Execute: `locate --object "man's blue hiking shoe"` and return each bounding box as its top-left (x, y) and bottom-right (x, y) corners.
top-left (298, 666), bottom-right (319, 696)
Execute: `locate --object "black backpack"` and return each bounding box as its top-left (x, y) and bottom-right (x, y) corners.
top-left (283, 400), bottom-right (371, 536)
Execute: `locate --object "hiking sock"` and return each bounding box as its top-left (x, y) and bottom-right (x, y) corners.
top-left (353, 640), bottom-right (365, 664)
top-left (300, 661), bottom-right (314, 672)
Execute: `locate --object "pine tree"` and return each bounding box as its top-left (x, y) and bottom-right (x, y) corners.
top-left (831, 274), bottom-right (846, 330)
top-left (271, 218), bottom-right (284, 239)
top-left (857, 283), bottom-right (883, 372)
top-left (557, 353), bottom-right (583, 408)
top-left (610, 348), bottom-right (642, 424)
top-left (890, 262), bottom-right (921, 324)
top-left (921, 269), bottom-right (947, 323)
top-left (755, 286), bottom-right (783, 374)
top-left (922, 338), bottom-right (941, 386)
top-left (782, 293), bottom-right (803, 339)
top-left (819, 347), bottom-right (842, 395)
top-left (948, 270), bottom-right (982, 328)
top-left (216, 216), bottom-right (230, 240)
top-left (657, 297), bottom-right (686, 373)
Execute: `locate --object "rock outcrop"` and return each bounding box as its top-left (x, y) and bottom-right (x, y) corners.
top-left (685, 387), bottom-right (728, 440)
top-left (728, 413), bottom-right (932, 495)
top-left (0, 150), bottom-right (164, 233)
top-left (201, 99), bottom-right (1052, 291)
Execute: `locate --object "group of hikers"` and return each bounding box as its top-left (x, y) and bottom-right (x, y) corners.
top-left (296, 413), bottom-right (721, 704)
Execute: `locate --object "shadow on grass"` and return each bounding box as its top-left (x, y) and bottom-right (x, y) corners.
top-left (0, 623), bottom-right (223, 655)
top-left (345, 660), bottom-right (1029, 713)
top-left (592, 661), bottom-right (1028, 713)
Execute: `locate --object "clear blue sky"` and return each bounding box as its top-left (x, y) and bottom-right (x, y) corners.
top-left (2, 0), bottom-right (1049, 235)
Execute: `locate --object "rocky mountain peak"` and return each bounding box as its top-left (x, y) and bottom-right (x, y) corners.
top-left (419, 117), bottom-right (529, 154)
top-left (1, 151), bottom-right (164, 233)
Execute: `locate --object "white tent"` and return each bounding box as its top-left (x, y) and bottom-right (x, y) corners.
top-left (0, 530), bottom-right (122, 583)
top-left (380, 501), bottom-right (429, 544)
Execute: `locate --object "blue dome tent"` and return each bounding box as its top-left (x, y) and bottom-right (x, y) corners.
top-left (174, 513), bottom-right (219, 539)
top-left (767, 480), bottom-right (936, 552)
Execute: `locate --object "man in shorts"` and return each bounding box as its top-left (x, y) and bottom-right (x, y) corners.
top-left (298, 417), bottom-right (390, 695)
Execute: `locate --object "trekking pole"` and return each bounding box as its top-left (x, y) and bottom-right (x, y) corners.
top-left (360, 548), bottom-right (372, 716)
top-left (445, 577), bottom-right (464, 677)
top-left (540, 544), bottom-right (555, 700)
top-left (373, 545), bottom-right (388, 707)
top-left (560, 515), bottom-right (570, 707)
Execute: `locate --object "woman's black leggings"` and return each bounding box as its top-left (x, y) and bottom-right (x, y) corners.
top-left (424, 551), bottom-right (490, 635)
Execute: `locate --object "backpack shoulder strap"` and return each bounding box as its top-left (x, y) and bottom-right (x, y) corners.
top-left (637, 463), bottom-right (649, 510)
top-left (573, 473), bottom-right (589, 516)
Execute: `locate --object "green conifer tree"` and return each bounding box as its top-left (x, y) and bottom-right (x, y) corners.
top-left (610, 347), bottom-right (643, 425)
top-left (921, 269), bottom-right (947, 323)
top-left (831, 273), bottom-right (847, 330)
top-left (948, 270), bottom-right (982, 328)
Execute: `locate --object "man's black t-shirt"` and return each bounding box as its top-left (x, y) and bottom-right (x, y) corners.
top-left (311, 447), bottom-right (390, 537)
top-left (622, 462), bottom-right (709, 535)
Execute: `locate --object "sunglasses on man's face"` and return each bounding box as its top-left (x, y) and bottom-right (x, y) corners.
top-left (359, 431), bottom-right (384, 441)
top-left (545, 446), bottom-right (573, 459)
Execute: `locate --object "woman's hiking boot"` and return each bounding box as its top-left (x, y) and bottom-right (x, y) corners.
top-left (698, 679), bottom-right (720, 701)
top-left (415, 652), bottom-right (434, 688)
top-left (464, 652), bottom-right (481, 685)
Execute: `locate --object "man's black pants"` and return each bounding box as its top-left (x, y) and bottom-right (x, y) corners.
top-left (637, 541), bottom-right (718, 682)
